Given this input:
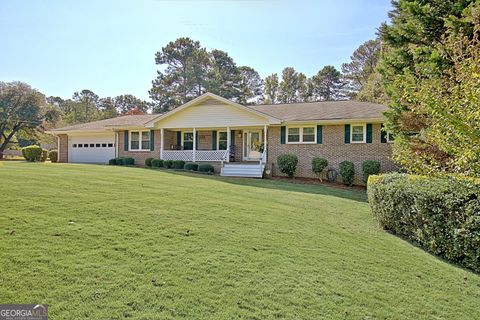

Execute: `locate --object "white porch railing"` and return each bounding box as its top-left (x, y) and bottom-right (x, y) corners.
top-left (162, 150), bottom-right (227, 162)
top-left (162, 150), bottom-right (193, 161)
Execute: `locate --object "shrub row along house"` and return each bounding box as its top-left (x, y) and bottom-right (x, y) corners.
top-left (48, 92), bottom-right (395, 184)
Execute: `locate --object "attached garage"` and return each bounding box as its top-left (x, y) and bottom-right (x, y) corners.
top-left (68, 133), bottom-right (116, 163)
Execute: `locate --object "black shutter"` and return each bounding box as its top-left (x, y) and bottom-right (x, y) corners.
top-left (124, 130), bottom-right (129, 151)
top-left (344, 125), bottom-right (350, 144)
top-left (212, 131), bottom-right (217, 150)
top-left (366, 124), bottom-right (373, 143)
top-left (316, 125), bottom-right (323, 144)
top-left (150, 130), bottom-right (155, 151)
top-left (280, 126), bottom-right (286, 144)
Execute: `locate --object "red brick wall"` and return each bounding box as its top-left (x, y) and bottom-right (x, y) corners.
top-left (118, 130), bottom-right (161, 165)
top-left (58, 134), bottom-right (68, 163)
top-left (266, 124), bottom-right (397, 185)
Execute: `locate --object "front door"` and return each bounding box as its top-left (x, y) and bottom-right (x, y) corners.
top-left (243, 130), bottom-right (262, 161)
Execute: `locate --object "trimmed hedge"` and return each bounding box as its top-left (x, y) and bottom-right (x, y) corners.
top-left (184, 162), bottom-right (198, 171)
top-left (40, 149), bottom-right (48, 162)
top-left (109, 157), bottom-right (135, 166)
top-left (277, 154), bottom-right (298, 178)
top-left (339, 160), bottom-right (355, 186)
top-left (48, 149), bottom-right (58, 163)
top-left (145, 157), bottom-right (154, 167)
top-left (198, 164), bottom-right (214, 173)
top-left (368, 173), bottom-right (480, 273)
top-left (362, 160), bottom-right (380, 183)
top-left (312, 157), bottom-right (328, 180)
top-left (164, 160), bottom-right (173, 169)
top-left (22, 145), bottom-right (43, 162)
top-left (151, 159), bottom-right (163, 168)
top-left (172, 160), bottom-right (185, 169)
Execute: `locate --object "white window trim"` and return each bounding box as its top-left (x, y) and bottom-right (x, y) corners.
top-left (217, 130), bottom-right (228, 150)
top-left (286, 126), bottom-right (317, 144)
top-left (350, 124), bottom-right (366, 144)
top-left (387, 131), bottom-right (394, 143)
top-left (130, 130), bottom-right (151, 151)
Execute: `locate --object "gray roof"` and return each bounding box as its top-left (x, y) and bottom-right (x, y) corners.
top-left (52, 100), bottom-right (387, 132)
top-left (251, 100), bottom-right (387, 121)
top-left (52, 114), bottom-right (160, 132)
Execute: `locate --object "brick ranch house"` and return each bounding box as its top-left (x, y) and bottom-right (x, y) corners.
top-left (48, 92), bottom-right (396, 184)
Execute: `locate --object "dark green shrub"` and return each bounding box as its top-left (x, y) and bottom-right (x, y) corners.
top-left (22, 145), bottom-right (43, 162)
top-left (339, 160), bottom-right (355, 186)
top-left (198, 164), bottom-right (214, 173)
top-left (145, 157), bottom-right (154, 167)
top-left (311, 157), bottom-right (328, 180)
top-left (116, 157), bottom-right (126, 165)
top-left (151, 159), bottom-right (163, 168)
top-left (124, 157), bottom-right (135, 166)
top-left (368, 173), bottom-right (480, 273)
top-left (48, 150), bottom-right (58, 163)
top-left (184, 162), bottom-right (198, 171)
top-left (40, 149), bottom-right (48, 162)
top-left (277, 154), bottom-right (298, 178)
top-left (362, 160), bottom-right (380, 183)
top-left (172, 160), bottom-right (186, 169)
top-left (164, 160), bottom-right (173, 169)
top-left (109, 158), bottom-right (117, 165)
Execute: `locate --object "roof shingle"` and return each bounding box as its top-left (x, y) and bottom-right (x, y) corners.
top-left (251, 100), bottom-right (387, 121)
top-left (52, 114), bottom-right (161, 132)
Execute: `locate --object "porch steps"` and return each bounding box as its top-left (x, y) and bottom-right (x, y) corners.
top-left (220, 163), bottom-right (264, 178)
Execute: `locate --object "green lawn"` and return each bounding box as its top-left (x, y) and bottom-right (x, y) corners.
top-left (1, 162), bottom-right (479, 319)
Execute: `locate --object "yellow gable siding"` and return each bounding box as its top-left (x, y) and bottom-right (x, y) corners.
top-left (155, 102), bottom-right (269, 128)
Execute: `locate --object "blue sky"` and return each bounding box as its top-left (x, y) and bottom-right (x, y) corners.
top-left (0, 0), bottom-right (392, 101)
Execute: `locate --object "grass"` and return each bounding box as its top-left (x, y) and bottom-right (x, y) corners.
top-left (0, 162), bottom-right (479, 319)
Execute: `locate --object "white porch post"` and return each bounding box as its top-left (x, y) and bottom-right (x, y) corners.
top-left (193, 127), bottom-right (196, 162)
top-left (226, 126), bottom-right (230, 163)
top-left (160, 128), bottom-right (164, 160)
top-left (263, 125), bottom-right (267, 163)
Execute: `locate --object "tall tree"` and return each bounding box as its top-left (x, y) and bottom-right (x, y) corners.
top-left (278, 67), bottom-right (300, 103)
top-left (342, 39), bottom-right (381, 98)
top-left (311, 65), bottom-right (345, 101)
top-left (263, 73), bottom-right (279, 104)
top-left (297, 72), bottom-right (313, 102)
top-left (150, 38), bottom-right (209, 112)
top-left (0, 82), bottom-right (60, 158)
top-left (113, 94), bottom-right (148, 114)
top-left (72, 89), bottom-right (100, 123)
top-left (379, 0), bottom-right (479, 176)
top-left (238, 66), bottom-right (263, 105)
top-left (205, 49), bottom-right (241, 100)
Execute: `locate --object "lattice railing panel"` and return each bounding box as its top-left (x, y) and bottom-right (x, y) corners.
top-left (162, 150), bottom-right (193, 161)
top-left (196, 150), bottom-right (224, 162)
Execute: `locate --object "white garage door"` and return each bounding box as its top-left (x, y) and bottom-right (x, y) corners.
top-left (68, 134), bottom-right (116, 163)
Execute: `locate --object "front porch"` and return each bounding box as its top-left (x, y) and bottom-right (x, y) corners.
top-left (159, 126), bottom-right (268, 164)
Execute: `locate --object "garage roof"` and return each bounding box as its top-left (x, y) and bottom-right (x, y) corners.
top-left (51, 114), bottom-right (160, 132)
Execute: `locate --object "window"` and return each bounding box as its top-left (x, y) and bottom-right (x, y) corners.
top-left (72, 144), bottom-right (77, 148)
top-left (96, 143), bottom-right (100, 147)
top-left (287, 126), bottom-right (316, 143)
top-left (351, 124), bottom-right (366, 143)
top-left (108, 143), bottom-right (113, 147)
top-left (102, 143), bottom-right (107, 147)
top-left (90, 144), bottom-right (94, 148)
top-left (287, 128), bottom-right (300, 142)
top-left (183, 132), bottom-right (193, 150)
top-left (78, 144), bottom-right (82, 148)
top-left (84, 144), bottom-right (89, 148)
top-left (218, 131), bottom-right (228, 150)
top-left (387, 132), bottom-right (394, 143)
top-left (130, 130), bottom-right (150, 151)
top-left (302, 127), bottom-right (315, 142)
